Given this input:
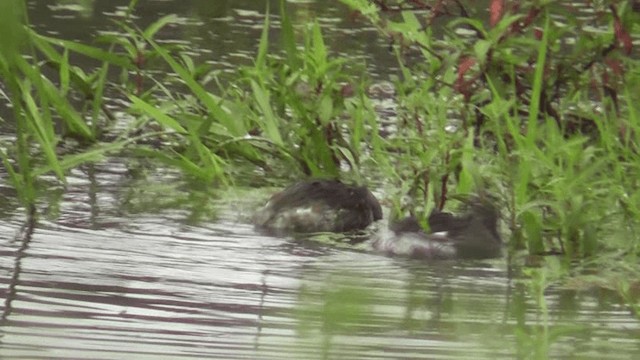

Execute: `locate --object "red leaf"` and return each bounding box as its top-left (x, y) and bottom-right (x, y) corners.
top-left (432, 0), bottom-right (445, 16)
top-left (490, 0), bottom-right (505, 28)
top-left (533, 27), bottom-right (543, 40)
top-left (511, 7), bottom-right (541, 34)
top-left (340, 83), bottom-right (354, 98)
top-left (455, 57), bottom-right (477, 98)
top-left (611, 6), bottom-right (633, 55)
top-left (458, 56), bottom-right (476, 78)
top-left (605, 58), bottom-right (624, 76)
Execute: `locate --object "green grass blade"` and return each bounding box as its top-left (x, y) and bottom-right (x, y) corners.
top-left (143, 14), bottom-right (178, 39)
top-left (129, 94), bottom-right (187, 133)
top-left (133, 147), bottom-right (210, 180)
top-left (92, 61), bottom-right (110, 135)
top-left (31, 30), bottom-right (132, 69)
top-left (146, 37), bottom-right (245, 136)
top-left (60, 48), bottom-right (70, 96)
top-left (250, 80), bottom-right (283, 145)
top-left (32, 141), bottom-right (130, 177)
top-left (21, 81), bottom-right (65, 181)
top-left (16, 56), bottom-right (94, 139)
top-left (279, 0), bottom-right (299, 69)
top-left (256, 5), bottom-right (270, 70)
top-left (526, 10), bottom-right (549, 144)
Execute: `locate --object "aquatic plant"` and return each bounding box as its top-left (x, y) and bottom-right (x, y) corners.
top-left (0, 0), bottom-right (117, 212)
top-left (339, 0), bottom-right (640, 259)
top-left (1, 0), bottom-right (639, 267)
top-left (238, 11), bottom-right (368, 178)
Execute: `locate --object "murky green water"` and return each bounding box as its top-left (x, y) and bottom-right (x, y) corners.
top-left (2, 159), bottom-right (638, 359)
top-left (27, 0), bottom-right (399, 78)
top-left (1, 0), bottom-right (639, 359)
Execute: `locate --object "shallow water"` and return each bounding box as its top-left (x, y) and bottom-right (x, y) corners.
top-left (1, 0), bottom-right (640, 358)
top-left (1, 160), bottom-right (639, 359)
top-left (26, 0), bottom-right (399, 79)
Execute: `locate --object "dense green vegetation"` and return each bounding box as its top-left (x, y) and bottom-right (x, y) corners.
top-left (1, 0), bottom-right (639, 302)
top-left (340, 0), bottom-right (640, 257)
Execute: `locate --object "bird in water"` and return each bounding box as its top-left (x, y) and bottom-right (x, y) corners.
top-left (254, 180), bottom-right (501, 259)
top-left (254, 179), bottom-right (382, 234)
top-left (373, 197), bottom-right (502, 260)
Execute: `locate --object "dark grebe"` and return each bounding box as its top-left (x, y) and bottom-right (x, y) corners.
top-left (254, 180), bottom-right (382, 234)
top-left (373, 199), bottom-right (502, 260)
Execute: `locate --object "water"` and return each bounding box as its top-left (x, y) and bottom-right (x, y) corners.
top-left (1, 162), bottom-right (639, 359)
top-left (26, 0), bottom-right (398, 79)
top-left (1, 0), bottom-right (640, 358)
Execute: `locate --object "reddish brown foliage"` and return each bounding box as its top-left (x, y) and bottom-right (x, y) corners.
top-left (455, 56), bottom-right (477, 99)
top-left (611, 6), bottom-right (633, 55)
top-left (489, 0), bottom-right (505, 28)
top-left (533, 27), bottom-right (543, 40)
top-left (604, 58), bottom-right (624, 76)
top-left (510, 7), bottom-right (541, 34)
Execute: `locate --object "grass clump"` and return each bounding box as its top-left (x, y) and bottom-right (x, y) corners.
top-left (0, 0), bottom-right (638, 270)
top-left (339, 0), bottom-right (640, 259)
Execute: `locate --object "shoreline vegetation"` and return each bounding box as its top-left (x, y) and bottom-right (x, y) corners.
top-left (1, 0), bottom-right (638, 313)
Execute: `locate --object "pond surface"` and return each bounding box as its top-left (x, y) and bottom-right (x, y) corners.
top-left (1, 0), bottom-right (640, 359)
top-left (1, 160), bottom-right (639, 359)
top-left (27, 0), bottom-right (399, 79)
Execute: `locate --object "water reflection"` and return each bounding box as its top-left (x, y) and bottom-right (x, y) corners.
top-left (3, 158), bottom-right (639, 359)
top-left (27, 0), bottom-right (397, 78)
top-left (1, 161), bottom-right (639, 358)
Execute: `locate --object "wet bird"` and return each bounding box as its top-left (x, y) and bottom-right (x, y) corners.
top-left (373, 198), bottom-right (502, 260)
top-left (254, 179), bottom-right (383, 234)
top-left (255, 180), bottom-right (502, 260)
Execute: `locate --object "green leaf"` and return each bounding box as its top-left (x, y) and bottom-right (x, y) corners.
top-left (146, 37), bottom-right (245, 136)
top-left (143, 14), bottom-right (179, 40)
top-left (60, 48), bottom-right (70, 95)
top-left (279, 0), bottom-right (299, 69)
top-left (30, 29), bottom-right (132, 69)
top-left (129, 95), bottom-right (187, 134)
top-left (250, 80), bottom-right (283, 145)
top-left (521, 210), bottom-right (544, 254)
top-left (474, 40), bottom-right (492, 64)
top-left (311, 22), bottom-right (327, 68)
top-left (527, 10), bottom-right (550, 145)
top-left (318, 95), bottom-right (333, 125)
top-left (457, 132), bottom-right (475, 194)
top-left (16, 56), bottom-right (94, 140)
top-left (21, 81), bottom-right (64, 182)
top-left (32, 141), bottom-right (129, 178)
top-left (0, 0), bottom-right (26, 60)
top-left (256, 5), bottom-right (270, 70)
top-left (133, 147), bottom-right (211, 180)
